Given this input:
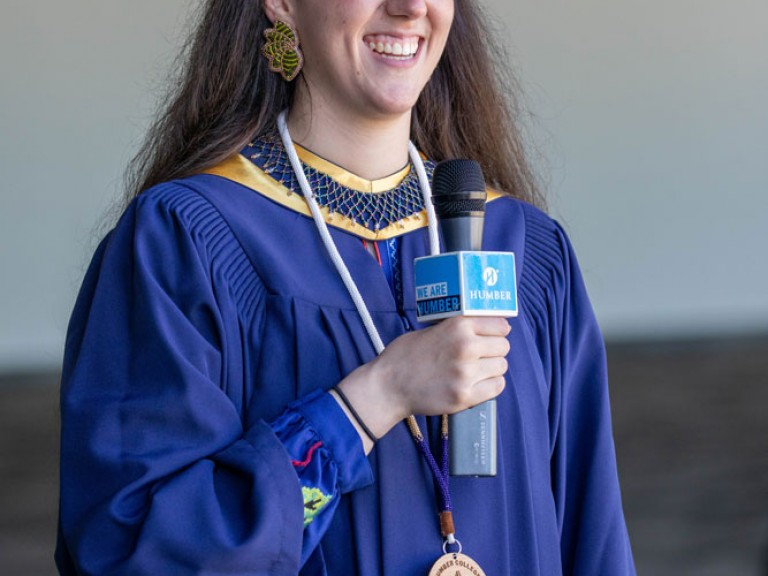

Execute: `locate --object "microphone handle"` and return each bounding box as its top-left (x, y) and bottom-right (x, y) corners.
top-left (449, 400), bottom-right (497, 476)
top-left (439, 215), bottom-right (485, 253)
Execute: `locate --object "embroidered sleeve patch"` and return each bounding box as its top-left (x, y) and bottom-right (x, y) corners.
top-left (302, 486), bottom-right (332, 527)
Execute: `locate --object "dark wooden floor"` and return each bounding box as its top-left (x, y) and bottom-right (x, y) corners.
top-left (2, 337), bottom-right (767, 575)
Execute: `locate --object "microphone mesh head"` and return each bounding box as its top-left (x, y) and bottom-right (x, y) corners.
top-left (431, 159), bottom-right (487, 218)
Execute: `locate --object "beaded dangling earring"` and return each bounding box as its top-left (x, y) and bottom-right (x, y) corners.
top-left (262, 20), bottom-right (304, 82)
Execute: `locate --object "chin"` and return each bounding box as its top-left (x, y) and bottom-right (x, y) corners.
top-left (364, 92), bottom-right (421, 120)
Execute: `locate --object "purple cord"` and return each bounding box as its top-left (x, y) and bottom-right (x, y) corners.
top-left (413, 433), bottom-right (452, 513)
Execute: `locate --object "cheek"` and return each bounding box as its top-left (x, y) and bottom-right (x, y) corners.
top-left (431, 2), bottom-right (455, 47)
top-left (434, 0), bottom-right (455, 27)
top-left (296, 9), bottom-right (333, 46)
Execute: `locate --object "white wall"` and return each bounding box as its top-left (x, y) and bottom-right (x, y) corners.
top-left (1, 1), bottom-right (193, 371)
top-left (1, 0), bottom-right (766, 371)
top-left (497, 0), bottom-right (768, 338)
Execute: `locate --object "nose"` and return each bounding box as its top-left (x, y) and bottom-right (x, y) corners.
top-left (386, 0), bottom-right (428, 19)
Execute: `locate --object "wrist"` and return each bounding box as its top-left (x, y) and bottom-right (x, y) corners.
top-left (331, 385), bottom-right (378, 443)
top-left (337, 359), bottom-right (407, 444)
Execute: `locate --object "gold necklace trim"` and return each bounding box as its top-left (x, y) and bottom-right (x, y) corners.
top-left (294, 143), bottom-right (412, 194)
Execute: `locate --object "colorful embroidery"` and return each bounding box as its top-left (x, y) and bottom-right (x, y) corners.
top-left (261, 21), bottom-right (303, 82)
top-left (292, 441), bottom-right (323, 468)
top-left (302, 486), bottom-right (332, 527)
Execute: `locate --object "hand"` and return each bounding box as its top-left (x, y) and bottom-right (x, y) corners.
top-left (335, 316), bottom-right (510, 452)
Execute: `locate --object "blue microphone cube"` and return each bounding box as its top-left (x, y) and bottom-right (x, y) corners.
top-left (414, 252), bottom-right (518, 323)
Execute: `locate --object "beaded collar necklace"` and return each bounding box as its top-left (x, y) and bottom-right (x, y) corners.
top-left (243, 133), bottom-right (436, 235)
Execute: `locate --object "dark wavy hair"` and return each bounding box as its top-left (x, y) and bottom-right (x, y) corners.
top-left (126, 0), bottom-right (545, 209)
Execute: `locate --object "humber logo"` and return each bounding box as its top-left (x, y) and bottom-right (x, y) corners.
top-left (483, 267), bottom-right (499, 287)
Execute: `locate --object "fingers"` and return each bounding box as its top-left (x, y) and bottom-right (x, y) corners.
top-left (483, 355), bottom-right (509, 378)
top-left (437, 317), bottom-right (511, 361)
top-left (460, 316), bottom-right (511, 337)
top-left (439, 316), bottom-right (510, 339)
top-left (444, 356), bottom-right (508, 410)
top-left (469, 375), bottom-right (507, 407)
top-left (473, 334), bottom-right (510, 359)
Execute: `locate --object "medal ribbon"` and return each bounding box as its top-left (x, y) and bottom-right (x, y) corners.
top-left (406, 415), bottom-right (457, 543)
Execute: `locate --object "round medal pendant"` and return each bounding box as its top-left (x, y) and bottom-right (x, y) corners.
top-left (428, 553), bottom-right (487, 576)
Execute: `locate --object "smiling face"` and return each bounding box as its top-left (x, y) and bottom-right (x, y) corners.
top-left (270, 0), bottom-right (455, 123)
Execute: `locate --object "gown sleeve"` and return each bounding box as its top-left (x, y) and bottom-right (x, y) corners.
top-left (56, 184), bottom-right (371, 575)
top-left (521, 205), bottom-right (636, 575)
top-left (270, 390), bottom-right (372, 566)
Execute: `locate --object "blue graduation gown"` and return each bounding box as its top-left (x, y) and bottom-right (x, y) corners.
top-left (56, 155), bottom-right (635, 575)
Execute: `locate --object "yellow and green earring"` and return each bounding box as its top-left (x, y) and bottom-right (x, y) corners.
top-left (262, 20), bottom-right (304, 82)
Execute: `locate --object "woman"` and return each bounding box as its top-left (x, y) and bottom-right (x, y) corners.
top-left (57, 0), bottom-right (635, 574)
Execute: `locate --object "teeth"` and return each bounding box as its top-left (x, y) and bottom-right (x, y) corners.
top-left (367, 38), bottom-right (419, 57)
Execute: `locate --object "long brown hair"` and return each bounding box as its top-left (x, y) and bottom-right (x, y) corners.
top-left (126, 0), bottom-right (545, 209)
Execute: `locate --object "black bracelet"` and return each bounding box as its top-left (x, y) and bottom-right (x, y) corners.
top-left (332, 386), bottom-right (379, 444)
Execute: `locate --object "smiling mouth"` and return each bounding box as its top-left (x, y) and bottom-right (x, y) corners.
top-left (365, 35), bottom-right (420, 59)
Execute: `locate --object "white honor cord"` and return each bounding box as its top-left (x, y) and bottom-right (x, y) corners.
top-left (277, 110), bottom-right (440, 356)
top-left (409, 140), bottom-right (441, 256)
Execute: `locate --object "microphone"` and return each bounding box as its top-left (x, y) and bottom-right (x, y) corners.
top-left (433, 160), bottom-right (496, 477)
top-left (431, 159), bottom-right (487, 253)
top-left (414, 159), bottom-right (518, 476)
